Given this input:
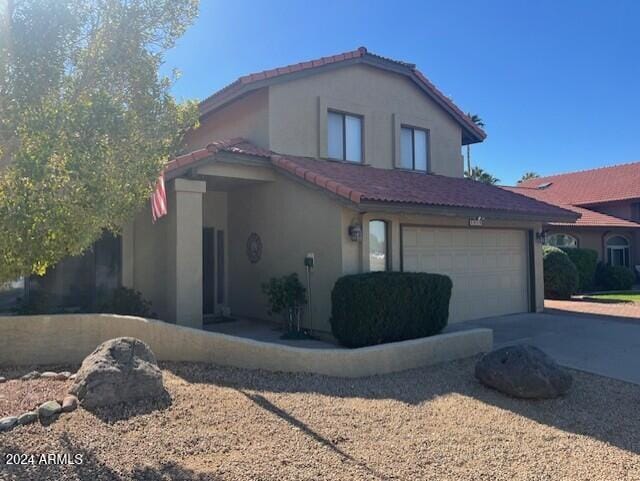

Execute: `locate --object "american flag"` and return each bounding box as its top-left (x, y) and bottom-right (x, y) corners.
top-left (151, 172), bottom-right (167, 222)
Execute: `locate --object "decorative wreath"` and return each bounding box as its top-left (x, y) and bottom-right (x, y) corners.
top-left (246, 232), bottom-right (263, 264)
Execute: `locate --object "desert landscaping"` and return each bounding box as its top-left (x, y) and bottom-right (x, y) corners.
top-left (1, 356), bottom-right (639, 481)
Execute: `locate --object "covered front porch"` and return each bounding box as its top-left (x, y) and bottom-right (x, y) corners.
top-left (122, 146), bottom-right (278, 329)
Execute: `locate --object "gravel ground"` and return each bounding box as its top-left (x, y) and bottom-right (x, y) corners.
top-left (0, 357), bottom-right (639, 481)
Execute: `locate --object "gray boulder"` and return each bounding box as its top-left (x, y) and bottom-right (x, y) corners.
top-left (475, 344), bottom-right (572, 399)
top-left (17, 412), bottom-right (38, 425)
top-left (69, 337), bottom-right (165, 409)
top-left (0, 416), bottom-right (18, 432)
top-left (37, 400), bottom-right (62, 419)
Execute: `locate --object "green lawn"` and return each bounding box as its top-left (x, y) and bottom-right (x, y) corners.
top-left (587, 291), bottom-right (640, 303)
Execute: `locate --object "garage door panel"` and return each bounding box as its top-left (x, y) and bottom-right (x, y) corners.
top-left (402, 226), bottom-right (530, 323)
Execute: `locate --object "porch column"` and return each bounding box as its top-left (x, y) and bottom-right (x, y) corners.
top-left (168, 178), bottom-right (206, 329)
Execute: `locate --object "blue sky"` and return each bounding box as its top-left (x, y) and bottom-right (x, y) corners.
top-left (162, 0), bottom-right (640, 185)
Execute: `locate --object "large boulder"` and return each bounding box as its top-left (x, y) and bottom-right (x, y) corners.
top-left (69, 337), bottom-right (165, 409)
top-left (475, 344), bottom-right (572, 399)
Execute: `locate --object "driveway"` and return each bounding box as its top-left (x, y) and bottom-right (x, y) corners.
top-left (545, 299), bottom-right (640, 320)
top-left (453, 310), bottom-right (640, 385)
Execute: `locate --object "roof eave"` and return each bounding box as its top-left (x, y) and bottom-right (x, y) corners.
top-left (358, 200), bottom-right (580, 223)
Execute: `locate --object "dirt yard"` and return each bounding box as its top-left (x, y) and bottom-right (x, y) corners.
top-left (1, 357), bottom-right (639, 481)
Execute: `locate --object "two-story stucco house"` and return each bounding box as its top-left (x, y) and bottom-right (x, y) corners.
top-left (505, 163), bottom-right (640, 271)
top-left (23, 47), bottom-right (577, 336)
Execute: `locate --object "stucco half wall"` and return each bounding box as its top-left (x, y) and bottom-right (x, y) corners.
top-left (0, 314), bottom-right (492, 378)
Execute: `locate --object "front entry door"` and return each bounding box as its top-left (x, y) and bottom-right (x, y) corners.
top-left (202, 227), bottom-right (216, 316)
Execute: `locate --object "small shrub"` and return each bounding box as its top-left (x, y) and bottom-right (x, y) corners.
top-left (96, 287), bottom-right (153, 318)
top-left (594, 263), bottom-right (636, 291)
top-left (17, 291), bottom-right (60, 315)
top-left (330, 272), bottom-right (452, 348)
top-left (261, 273), bottom-right (307, 316)
top-left (560, 247), bottom-right (598, 292)
top-left (543, 246), bottom-right (578, 299)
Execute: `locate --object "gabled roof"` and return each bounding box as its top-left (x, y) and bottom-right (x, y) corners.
top-left (165, 139), bottom-right (577, 222)
top-left (199, 47), bottom-right (486, 146)
top-left (503, 186), bottom-right (640, 228)
top-left (517, 161), bottom-right (640, 206)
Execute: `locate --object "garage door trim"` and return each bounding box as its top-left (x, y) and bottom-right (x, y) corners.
top-left (399, 223), bottom-right (536, 317)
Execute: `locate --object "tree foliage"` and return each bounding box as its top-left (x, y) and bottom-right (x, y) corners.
top-left (0, 0), bottom-right (199, 282)
top-left (465, 166), bottom-right (500, 185)
top-left (518, 172), bottom-right (540, 183)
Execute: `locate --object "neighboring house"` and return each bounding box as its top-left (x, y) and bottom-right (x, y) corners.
top-left (505, 163), bottom-right (640, 271)
top-left (20, 47), bottom-right (577, 336)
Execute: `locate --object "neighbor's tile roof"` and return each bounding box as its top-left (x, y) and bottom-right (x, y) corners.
top-left (517, 161), bottom-right (640, 206)
top-left (502, 186), bottom-right (640, 228)
top-left (164, 139), bottom-right (576, 221)
top-left (198, 47), bottom-right (486, 143)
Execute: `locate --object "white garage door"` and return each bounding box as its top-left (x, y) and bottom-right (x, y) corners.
top-left (402, 226), bottom-right (530, 323)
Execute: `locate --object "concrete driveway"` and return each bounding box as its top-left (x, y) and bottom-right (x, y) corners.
top-left (453, 311), bottom-right (640, 385)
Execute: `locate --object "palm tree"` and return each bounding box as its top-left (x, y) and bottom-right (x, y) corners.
top-left (465, 166), bottom-right (500, 185)
top-left (466, 113), bottom-right (485, 176)
top-left (518, 172), bottom-right (540, 183)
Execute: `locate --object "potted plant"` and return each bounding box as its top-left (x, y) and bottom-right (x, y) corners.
top-left (261, 273), bottom-right (308, 339)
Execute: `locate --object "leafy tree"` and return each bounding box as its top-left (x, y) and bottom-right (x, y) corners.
top-left (0, 0), bottom-right (199, 282)
top-left (465, 113), bottom-right (485, 176)
top-left (518, 172), bottom-right (540, 183)
top-left (465, 166), bottom-right (500, 185)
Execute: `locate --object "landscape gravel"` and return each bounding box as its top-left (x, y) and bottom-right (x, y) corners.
top-left (0, 357), bottom-right (638, 481)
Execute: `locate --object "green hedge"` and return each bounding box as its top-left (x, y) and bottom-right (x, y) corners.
top-left (543, 246), bottom-right (578, 299)
top-left (560, 247), bottom-right (598, 292)
top-left (595, 263), bottom-right (636, 291)
top-left (330, 272), bottom-right (452, 348)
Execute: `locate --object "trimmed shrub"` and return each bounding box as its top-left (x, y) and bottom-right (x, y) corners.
top-left (594, 263), bottom-right (636, 291)
top-left (96, 287), bottom-right (153, 318)
top-left (330, 272), bottom-right (452, 348)
top-left (543, 246), bottom-right (578, 299)
top-left (560, 247), bottom-right (598, 292)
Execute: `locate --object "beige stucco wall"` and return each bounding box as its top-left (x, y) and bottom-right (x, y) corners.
top-left (0, 314), bottom-right (492, 377)
top-left (268, 64), bottom-right (465, 177)
top-left (184, 88), bottom-right (270, 151)
top-left (227, 174), bottom-right (344, 334)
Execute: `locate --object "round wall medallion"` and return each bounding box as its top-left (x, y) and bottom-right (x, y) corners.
top-left (246, 233), bottom-right (263, 264)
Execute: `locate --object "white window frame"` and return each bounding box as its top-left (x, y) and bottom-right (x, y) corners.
top-left (399, 125), bottom-right (429, 172)
top-left (606, 235), bottom-right (631, 267)
top-left (368, 220), bottom-right (389, 272)
top-left (327, 110), bottom-right (363, 163)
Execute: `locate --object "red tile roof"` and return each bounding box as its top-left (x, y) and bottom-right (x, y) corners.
top-left (199, 47), bottom-right (486, 144)
top-left (517, 161), bottom-right (640, 206)
top-left (165, 138), bottom-right (270, 176)
top-left (502, 186), bottom-right (640, 228)
top-left (271, 155), bottom-right (574, 219)
top-left (164, 139), bottom-right (576, 221)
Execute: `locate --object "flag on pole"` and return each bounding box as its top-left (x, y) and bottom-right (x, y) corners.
top-left (151, 172), bottom-right (167, 222)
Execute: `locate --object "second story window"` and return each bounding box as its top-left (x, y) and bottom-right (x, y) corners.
top-left (400, 126), bottom-right (428, 172)
top-left (328, 111), bottom-right (362, 162)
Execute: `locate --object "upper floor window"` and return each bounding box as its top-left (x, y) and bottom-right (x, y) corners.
top-left (400, 126), bottom-right (428, 172)
top-left (328, 111), bottom-right (362, 162)
top-left (546, 233), bottom-right (578, 248)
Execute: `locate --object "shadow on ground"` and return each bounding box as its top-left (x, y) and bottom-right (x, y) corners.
top-left (165, 358), bottom-right (640, 456)
top-left (0, 433), bottom-right (221, 481)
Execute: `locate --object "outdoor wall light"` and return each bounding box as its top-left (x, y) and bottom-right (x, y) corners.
top-left (536, 230), bottom-right (548, 244)
top-left (348, 224), bottom-right (363, 242)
